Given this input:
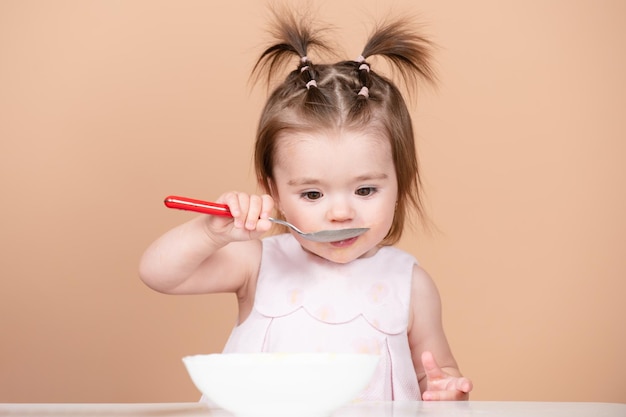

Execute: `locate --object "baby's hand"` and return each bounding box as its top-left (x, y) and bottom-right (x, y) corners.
top-left (206, 192), bottom-right (274, 243)
top-left (420, 351), bottom-right (473, 401)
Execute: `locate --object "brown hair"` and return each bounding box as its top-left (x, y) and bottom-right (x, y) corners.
top-left (252, 10), bottom-right (436, 245)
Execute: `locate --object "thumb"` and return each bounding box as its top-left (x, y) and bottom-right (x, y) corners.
top-left (421, 351), bottom-right (444, 380)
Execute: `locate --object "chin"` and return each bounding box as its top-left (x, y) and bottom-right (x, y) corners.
top-left (301, 239), bottom-right (379, 264)
top-left (322, 252), bottom-right (361, 264)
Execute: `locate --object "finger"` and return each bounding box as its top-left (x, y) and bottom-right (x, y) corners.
top-left (422, 390), bottom-right (443, 401)
top-left (421, 351), bottom-right (445, 380)
top-left (255, 194), bottom-right (275, 232)
top-left (422, 388), bottom-right (469, 401)
top-left (224, 192), bottom-right (248, 228)
top-left (245, 194), bottom-right (264, 230)
top-left (260, 194), bottom-right (274, 219)
top-left (214, 192), bottom-right (239, 227)
top-left (221, 192), bottom-right (240, 216)
top-left (238, 193), bottom-right (255, 228)
top-left (455, 377), bottom-right (473, 394)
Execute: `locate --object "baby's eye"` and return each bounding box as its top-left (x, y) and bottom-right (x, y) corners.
top-left (355, 187), bottom-right (377, 197)
top-left (301, 191), bottom-right (323, 200)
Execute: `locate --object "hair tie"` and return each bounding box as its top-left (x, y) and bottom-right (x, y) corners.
top-left (358, 86), bottom-right (369, 98)
top-left (301, 56), bottom-right (309, 63)
top-left (300, 65), bottom-right (309, 73)
top-left (306, 80), bottom-right (317, 90)
top-left (359, 63), bottom-right (370, 72)
top-left (355, 55), bottom-right (365, 63)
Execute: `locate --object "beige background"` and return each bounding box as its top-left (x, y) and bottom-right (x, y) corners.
top-left (1, 0), bottom-right (625, 404)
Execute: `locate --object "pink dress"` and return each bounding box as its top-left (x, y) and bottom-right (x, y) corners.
top-left (222, 234), bottom-right (420, 400)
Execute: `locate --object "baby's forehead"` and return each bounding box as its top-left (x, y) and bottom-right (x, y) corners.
top-left (275, 129), bottom-right (390, 153)
top-left (273, 130), bottom-right (394, 171)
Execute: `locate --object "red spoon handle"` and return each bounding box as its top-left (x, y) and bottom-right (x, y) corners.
top-left (163, 196), bottom-right (232, 217)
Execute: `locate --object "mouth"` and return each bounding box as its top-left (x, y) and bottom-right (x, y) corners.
top-left (329, 236), bottom-right (359, 247)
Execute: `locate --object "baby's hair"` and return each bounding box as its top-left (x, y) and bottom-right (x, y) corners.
top-left (252, 9), bottom-right (436, 245)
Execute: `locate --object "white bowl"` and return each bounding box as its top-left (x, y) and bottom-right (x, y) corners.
top-left (182, 353), bottom-right (380, 417)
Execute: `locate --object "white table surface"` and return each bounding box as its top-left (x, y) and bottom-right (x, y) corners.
top-left (1, 401), bottom-right (624, 417)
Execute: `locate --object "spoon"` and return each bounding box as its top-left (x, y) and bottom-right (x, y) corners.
top-left (163, 196), bottom-right (369, 243)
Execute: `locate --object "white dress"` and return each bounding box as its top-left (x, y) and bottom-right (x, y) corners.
top-left (222, 234), bottom-right (420, 400)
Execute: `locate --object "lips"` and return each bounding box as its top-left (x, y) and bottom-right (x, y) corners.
top-left (330, 236), bottom-right (358, 247)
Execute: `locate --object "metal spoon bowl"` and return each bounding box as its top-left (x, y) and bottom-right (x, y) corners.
top-left (163, 196), bottom-right (369, 243)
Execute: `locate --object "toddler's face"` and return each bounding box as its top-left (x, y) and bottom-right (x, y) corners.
top-left (271, 128), bottom-right (398, 263)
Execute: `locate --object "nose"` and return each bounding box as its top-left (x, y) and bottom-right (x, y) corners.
top-left (326, 197), bottom-right (356, 224)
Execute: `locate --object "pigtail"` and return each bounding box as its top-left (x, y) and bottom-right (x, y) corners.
top-left (251, 9), bottom-right (339, 119)
top-left (359, 17), bottom-right (436, 97)
top-left (250, 9), bottom-right (332, 90)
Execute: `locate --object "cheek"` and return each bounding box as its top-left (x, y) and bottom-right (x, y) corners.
top-left (365, 202), bottom-right (395, 226)
top-left (280, 201), bottom-right (318, 228)
top-left (293, 214), bottom-right (319, 231)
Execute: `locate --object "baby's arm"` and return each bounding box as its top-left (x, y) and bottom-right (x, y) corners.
top-left (407, 265), bottom-right (473, 400)
top-left (138, 192), bottom-right (273, 295)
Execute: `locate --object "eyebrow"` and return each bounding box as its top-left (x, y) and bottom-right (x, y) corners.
top-left (287, 178), bottom-right (321, 187)
top-left (287, 173), bottom-right (389, 187)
